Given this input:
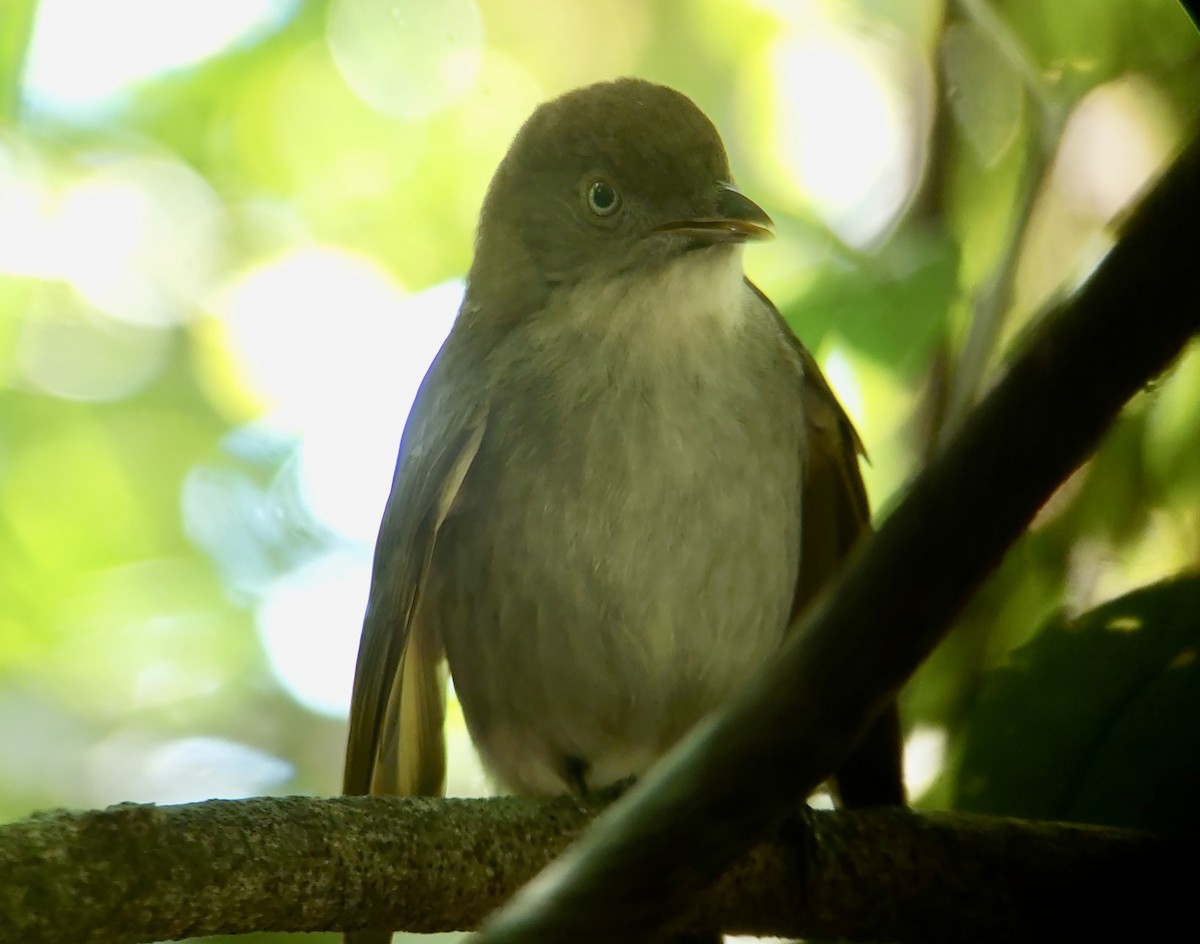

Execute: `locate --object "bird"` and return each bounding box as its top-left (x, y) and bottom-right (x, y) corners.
top-left (342, 77), bottom-right (904, 941)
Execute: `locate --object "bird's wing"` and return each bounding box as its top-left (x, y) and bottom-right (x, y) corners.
top-left (342, 339), bottom-right (487, 800)
top-left (791, 340), bottom-right (870, 610)
top-left (749, 280), bottom-right (905, 807)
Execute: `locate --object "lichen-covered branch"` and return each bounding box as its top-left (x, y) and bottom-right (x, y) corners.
top-left (0, 795), bottom-right (1191, 944)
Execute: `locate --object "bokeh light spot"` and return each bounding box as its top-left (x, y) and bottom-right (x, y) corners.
top-left (751, 22), bottom-right (932, 247)
top-left (86, 733), bottom-right (293, 805)
top-left (256, 550), bottom-right (371, 717)
top-left (24, 0), bottom-right (298, 116)
top-left (327, 0), bottom-right (483, 120)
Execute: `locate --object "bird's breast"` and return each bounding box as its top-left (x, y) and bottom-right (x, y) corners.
top-left (428, 290), bottom-right (806, 795)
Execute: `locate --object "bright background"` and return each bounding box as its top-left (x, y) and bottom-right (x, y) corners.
top-left (2, 1), bottom-right (1199, 941)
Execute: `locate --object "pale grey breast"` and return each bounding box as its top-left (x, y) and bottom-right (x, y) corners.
top-left (427, 279), bottom-right (806, 795)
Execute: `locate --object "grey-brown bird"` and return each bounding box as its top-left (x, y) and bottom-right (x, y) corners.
top-left (343, 78), bottom-right (904, 941)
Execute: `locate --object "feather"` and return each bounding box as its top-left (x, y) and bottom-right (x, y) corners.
top-left (750, 279), bottom-right (905, 808)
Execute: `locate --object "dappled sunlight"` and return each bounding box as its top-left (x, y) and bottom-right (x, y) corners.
top-left (23, 0), bottom-right (298, 116)
top-left (444, 682), bottom-right (493, 798)
top-left (199, 249), bottom-right (459, 712)
top-left (256, 549), bottom-right (371, 718)
top-left (750, 18), bottom-right (933, 247)
top-left (1066, 510), bottom-right (1198, 617)
top-left (1, 0), bottom-right (1198, 867)
top-left (33, 558), bottom-right (240, 715)
top-left (16, 295), bottom-right (172, 401)
top-left (326, 0), bottom-right (483, 120)
top-left (1169, 646), bottom-right (1196, 669)
top-left (820, 346), bottom-right (865, 424)
top-left (0, 135), bottom-right (53, 280)
top-left (1055, 76), bottom-right (1178, 223)
top-left (1105, 615), bottom-right (1144, 633)
top-left (0, 147), bottom-right (227, 399)
top-left (819, 343), bottom-right (921, 511)
top-left (52, 158), bottom-right (226, 326)
top-left (1007, 74), bottom-right (1181, 349)
top-left (0, 149), bottom-right (226, 326)
top-left (904, 723), bottom-right (948, 802)
top-left (477, 0), bottom-right (651, 90)
top-left (85, 732), bottom-right (293, 806)
top-left (206, 248), bottom-right (459, 537)
top-left (210, 245), bottom-right (412, 423)
top-left (293, 278), bottom-right (462, 540)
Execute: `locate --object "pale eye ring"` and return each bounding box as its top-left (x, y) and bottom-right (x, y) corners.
top-left (585, 179), bottom-right (621, 217)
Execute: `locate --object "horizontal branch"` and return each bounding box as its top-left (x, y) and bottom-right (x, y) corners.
top-left (0, 794), bottom-right (1192, 944)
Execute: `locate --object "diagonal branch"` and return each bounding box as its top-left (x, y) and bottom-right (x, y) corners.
top-left (473, 121), bottom-right (1200, 944)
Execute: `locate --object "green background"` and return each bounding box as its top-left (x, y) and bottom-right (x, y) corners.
top-left (2, 1), bottom-right (1199, 940)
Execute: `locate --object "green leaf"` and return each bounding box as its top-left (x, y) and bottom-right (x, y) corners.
top-left (953, 576), bottom-right (1200, 831)
top-left (0, 0), bottom-right (36, 123)
top-left (941, 21), bottom-right (1025, 168)
top-left (781, 226), bottom-right (959, 376)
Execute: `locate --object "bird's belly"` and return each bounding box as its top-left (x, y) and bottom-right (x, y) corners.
top-left (428, 355), bottom-right (803, 795)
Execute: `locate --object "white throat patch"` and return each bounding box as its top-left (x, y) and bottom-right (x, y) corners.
top-left (563, 245), bottom-right (750, 345)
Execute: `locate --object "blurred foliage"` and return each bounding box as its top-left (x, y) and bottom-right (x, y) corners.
top-left (1, 1), bottom-right (1199, 940)
top-left (954, 575), bottom-right (1200, 833)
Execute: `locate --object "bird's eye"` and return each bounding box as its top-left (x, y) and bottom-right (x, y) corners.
top-left (585, 179), bottom-right (621, 217)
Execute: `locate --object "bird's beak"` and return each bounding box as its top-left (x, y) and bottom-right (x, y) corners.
top-left (651, 183), bottom-right (775, 243)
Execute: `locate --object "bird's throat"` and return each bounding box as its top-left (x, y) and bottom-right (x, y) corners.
top-left (559, 246), bottom-right (750, 351)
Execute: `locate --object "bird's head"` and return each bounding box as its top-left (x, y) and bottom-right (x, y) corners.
top-left (467, 78), bottom-right (773, 320)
